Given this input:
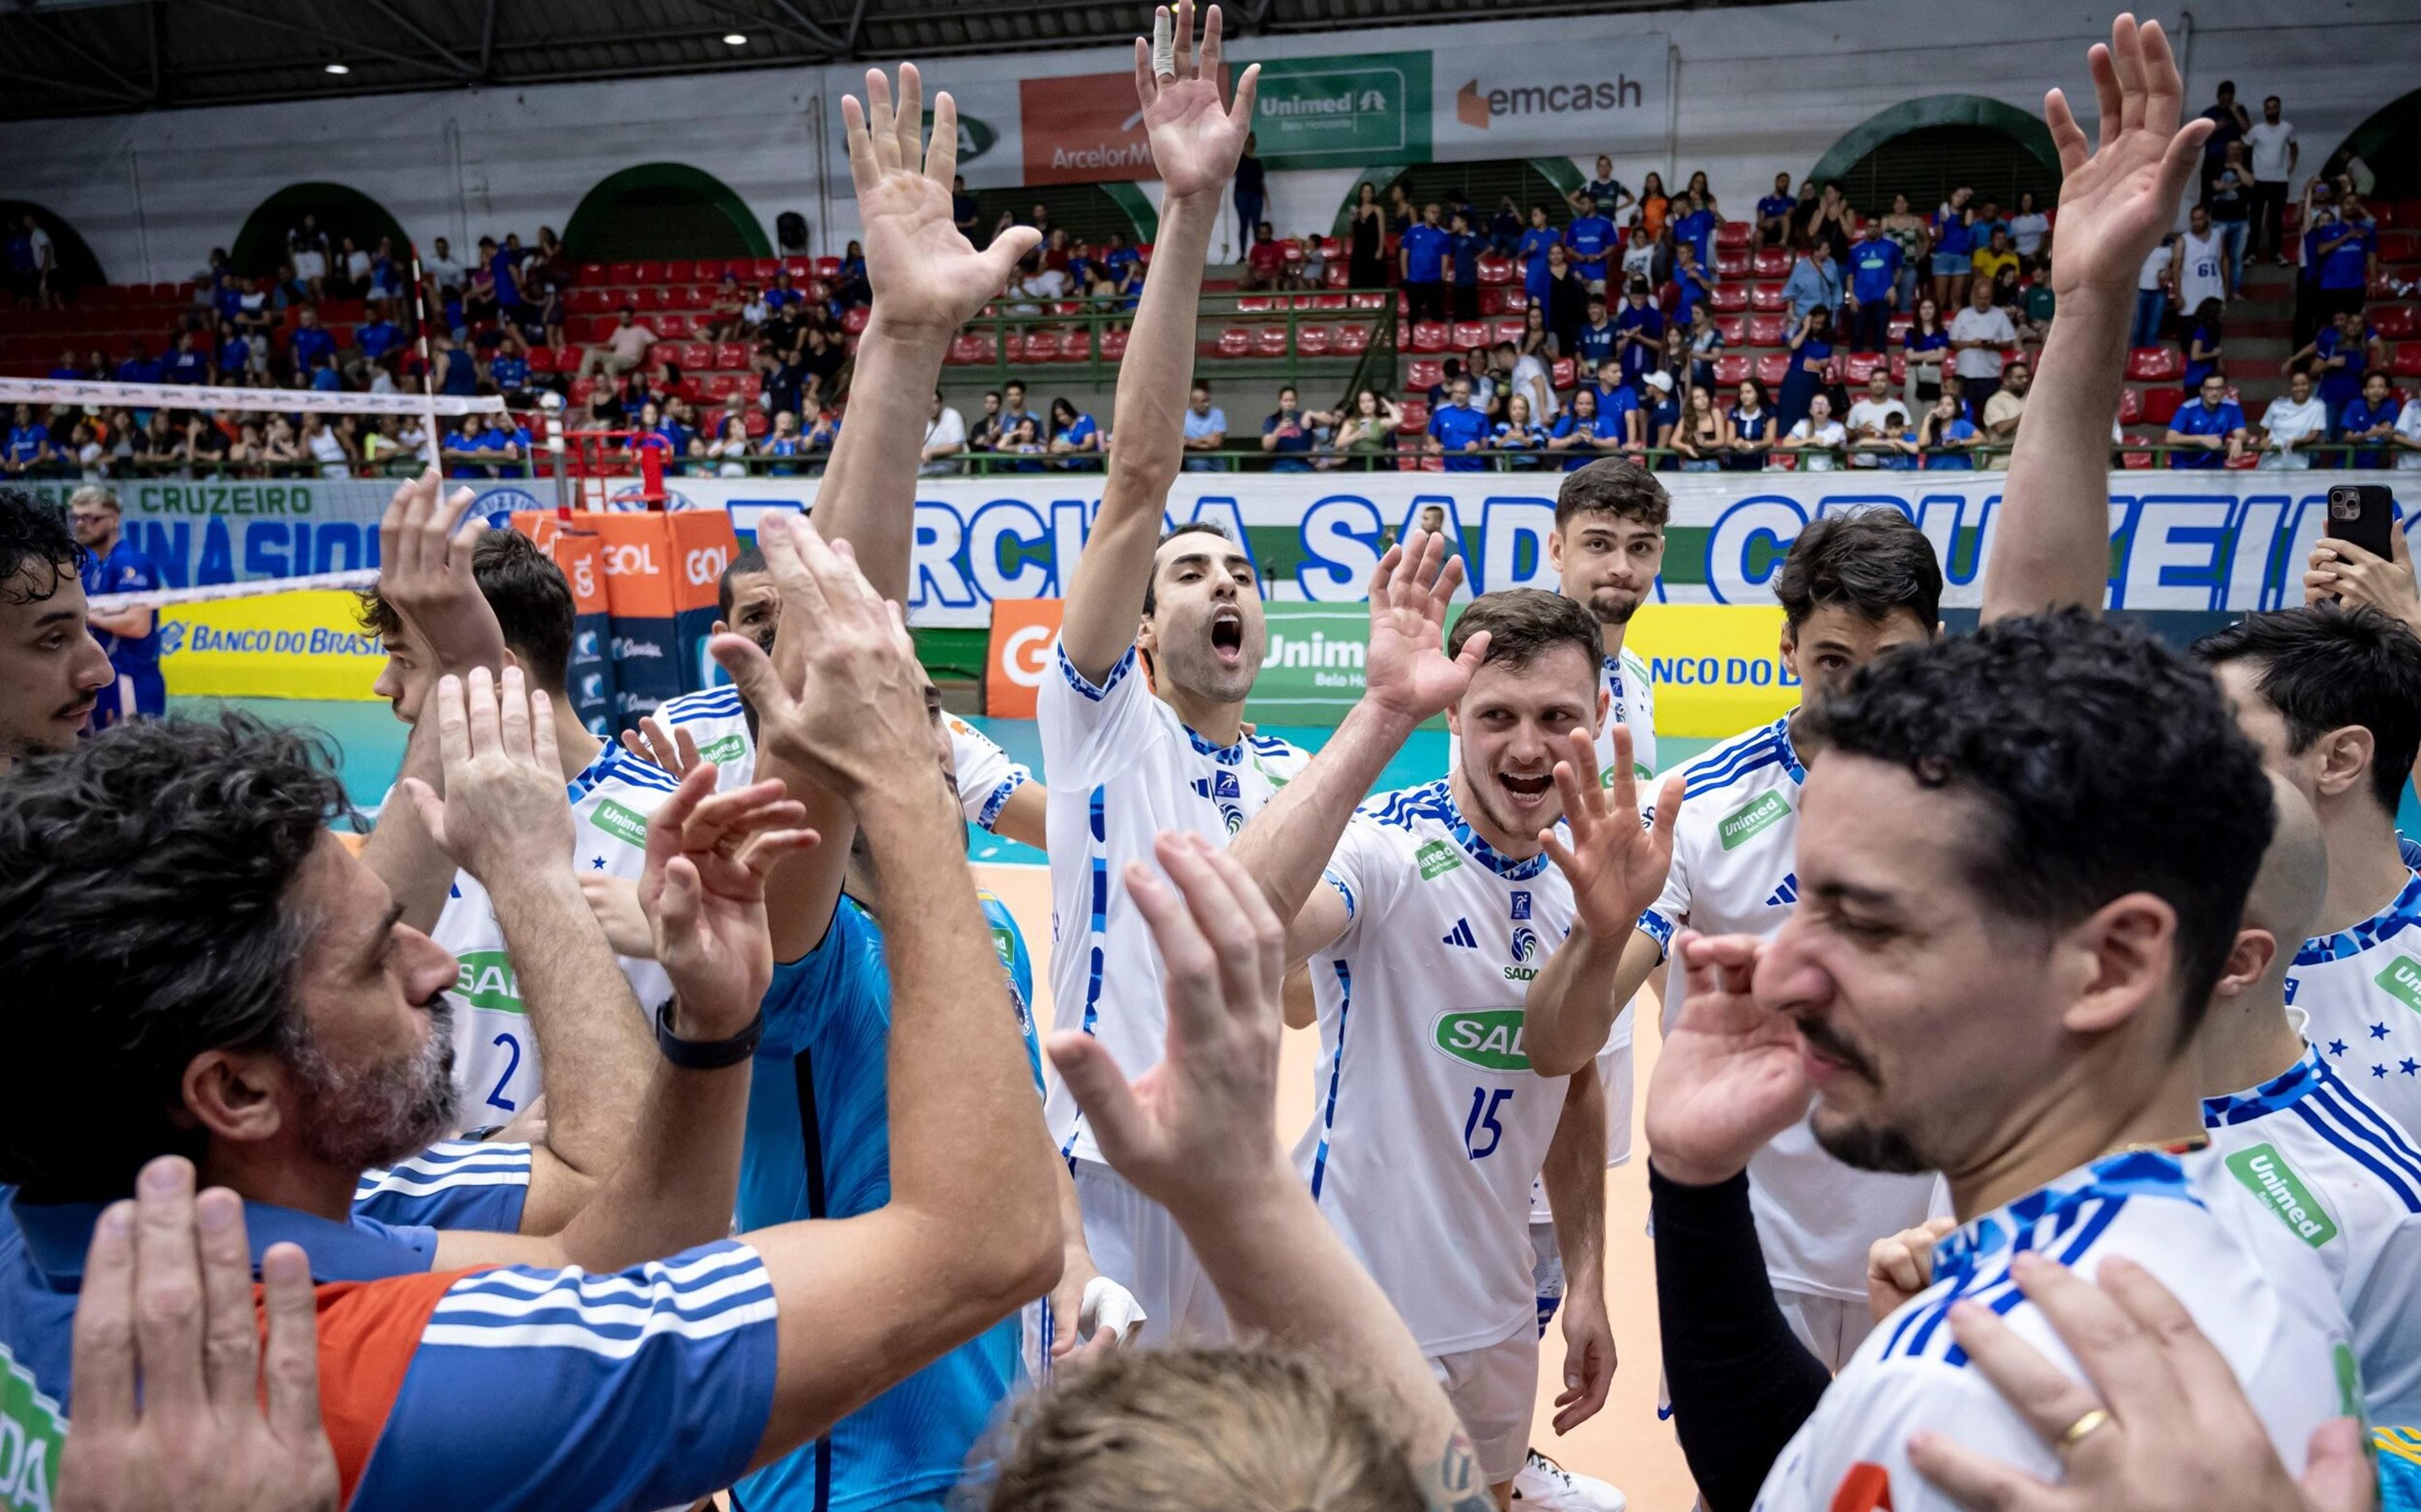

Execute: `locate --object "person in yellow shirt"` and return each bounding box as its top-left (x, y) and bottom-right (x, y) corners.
top-left (1970, 225), bottom-right (2021, 293)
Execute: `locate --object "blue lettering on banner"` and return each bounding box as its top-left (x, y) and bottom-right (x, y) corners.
top-left (1477, 496), bottom-right (1558, 592)
top-left (1296, 495), bottom-right (1384, 601)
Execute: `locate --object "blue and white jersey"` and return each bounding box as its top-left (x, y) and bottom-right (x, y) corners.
top-left (2288, 863), bottom-right (2421, 1141)
top-left (1039, 642), bottom-right (1308, 1165)
top-left (731, 891), bottom-right (1042, 1512)
top-left (2202, 1041), bottom-right (2421, 1428)
top-left (1295, 779), bottom-right (1577, 1358)
top-left (1641, 715), bottom-right (1937, 1301)
top-left (653, 684), bottom-right (1036, 834)
top-left (1753, 1151), bottom-right (2357, 1512)
top-left (77, 536), bottom-right (163, 673)
top-left (431, 743), bottom-right (679, 1125)
top-left (352, 1138), bottom-right (534, 1233)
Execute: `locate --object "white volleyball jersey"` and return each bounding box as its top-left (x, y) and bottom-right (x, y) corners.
top-left (1040, 643), bottom-right (1308, 1165)
top-left (1294, 778), bottom-right (1578, 1356)
top-left (432, 744), bottom-right (678, 1126)
top-left (1639, 715), bottom-right (1938, 1300)
top-left (2285, 866), bottom-right (2421, 1140)
top-left (2202, 1041), bottom-right (2421, 1428)
top-left (654, 683), bottom-right (1036, 832)
top-left (1754, 1151), bottom-right (2359, 1512)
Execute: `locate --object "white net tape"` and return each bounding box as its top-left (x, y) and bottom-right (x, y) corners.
top-left (0, 376), bottom-right (506, 417)
top-left (86, 568), bottom-right (381, 611)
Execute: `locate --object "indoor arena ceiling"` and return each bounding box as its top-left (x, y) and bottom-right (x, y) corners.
top-left (0, 0), bottom-right (1797, 122)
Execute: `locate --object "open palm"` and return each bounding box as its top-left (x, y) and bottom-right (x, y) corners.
top-left (1643, 933), bottom-right (1813, 1186)
top-left (1540, 726), bottom-right (1680, 938)
top-left (2042, 14), bottom-right (2213, 299)
top-left (1363, 529), bottom-right (1483, 724)
top-left (845, 64), bottom-right (1040, 333)
top-left (1133, 1), bottom-right (1260, 201)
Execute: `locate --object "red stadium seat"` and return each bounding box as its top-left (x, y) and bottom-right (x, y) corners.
top-left (1889, 354), bottom-right (1908, 383)
top-left (665, 260), bottom-right (695, 283)
top-left (713, 342), bottom-right (749, 370)
top-left (1021, 330), bottom-right (1062, 362)
top-left (1061, 328), bottom-right (1092, 361)
top-left (1750, 283), bottom-right (1786, 313)
top-left (700, 373), bottom-right (738, 401)
top-left (1493, 318), bottom-right (1525, 345)
top-left (1716, 221), bottom-right (1752, 250)
top-left (1754, 353), bottom-right (1791, 386)
top-left (1715, 315), bottom-right (1748, 344)
top-left (2395, 345), bottom-right (2421, 378)
top-left (523, 346), bottom-right (557, 374)
top-left (1714, 251), bottom-right (1750, 279)
top-left (2374, 306), bottom-right (2420, 339)
top-left (1478, 289), bottom-right (1507, 316)
top-left (630, 262), bottom-right (663, 285)
top-left (1312, 292), bottom-right (1349, 311)
top-left (690, 259), bottom-right (724, 281)
top-left (1451, 320), bottom-right (1491, 350)
top-left (1254, 325), bottom-right (1291, 357)
top-left (647, 342), bottom-right (679, 367)
top-left (2122, 451), bottom-right (2155, 470)
top-left (1411, 321), bottom-right (1449, 353)
top-left (2369, 273), bottom-right (2404, 300)
top-left (2142, 388), bottom-right (2186, 425)
top-left (1236, 294), bottom-right (1275, 313)
top-left (656, 315), bottom-right (694, 339)
top-left (947, 332), bottom-right (995, 364)
top-left (568, 288), bottom-right (610, 315)
top-left (570, 377), bottom-right (596, 403)
top-left (1769, 453), bottom-right (1799, 471)
top-left (1101, 326), bottom-right (1131, 359)
top-left (1281, 238), bottom-right (1305, 264)
top-left (743, 409), bottom-right (769, 439)
top-left (1296, 325), bottom-right (1333, 356)
top-left (1887, 313), bottom-right (1915, 342)
top-left (751, 258), bottom-right (781, 280)
top-left (1501, 289), bottom-right (1529, 313)
top-left (1751, 248), bottom-right (1791, 277)
top-left (1842, 352), bottom-right (1883, 383)
top-left (1215, 326), bottom-right (1252, 358)
top-left (1408, 359), bottom-right (1445, 391)
top-left (1319, 236), bottom-right (1344, 260)
top-left (1347, 291), bottom-right (1390, 310)
top-left (813, 257), bottom-right (842, 280)
top-left (636, 287), bottom-right (670, 311)
top-left (1550, 357), bottom-right (1577, 390)
top-left (1713, 354), bottom-right (1753, 385)
top-left (1324, 262), bottom-right (1351, 287)
top-left (2117, 387), bottom-right (2145, 423)
top-left (575, 262), bottom-right (608, 284)
top-left (2380, 231), bottom-right (2421, 262)
top-left (840, 306), bottom-right (870, 333)
top-left (2125, 347), bottom-right (2182, 381)
top-left (1477, 255), bottom-right (1515, 286)
top-left (1329, 323), bottom-right (1369, 355)
top-left (1745, 315), bottom-right (1786, 347)
top-left (680, 342), bottom-right (714, 370)
top-left (1396, 398), bottom-right (1429, 432)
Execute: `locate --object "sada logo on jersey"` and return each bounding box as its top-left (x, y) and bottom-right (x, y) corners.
top-left (1432, 1008), bottom-right (1531, 1072)
top-left (1510, 925), bottom-right (1540, 961)
top-left (453, 950), bottom-right (523, 1014)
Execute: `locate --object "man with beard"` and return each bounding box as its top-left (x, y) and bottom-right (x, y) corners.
top-left (0, 517), bottom-right (1064, 1511)
top-left (1039, 1), bottom-right (1293, 1348)
top-left (1195, 555), bottom-right (1623, 1508)
top-left (1522, 509), bottom-right (1946, 1369)
top-left (0, 486), bottom-right (113, 767)
top-left (66, 486), bottom-right (165, 730)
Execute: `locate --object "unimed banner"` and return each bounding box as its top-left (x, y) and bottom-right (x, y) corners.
top-left (659, 470), bottom-right (2415, 631)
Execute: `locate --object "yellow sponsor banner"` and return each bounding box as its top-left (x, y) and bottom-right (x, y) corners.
top-left (158, 589), bottom-right (386, 701)
top-left (1627, 605), bottom-right (1801, 738)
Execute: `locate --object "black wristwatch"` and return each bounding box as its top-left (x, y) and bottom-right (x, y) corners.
top-left (654, 997), bottom-right (764, 1070)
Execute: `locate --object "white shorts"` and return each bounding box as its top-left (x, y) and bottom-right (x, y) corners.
top-left (1429, 1328), bottom-right (1540, 1487)
top-left (1773, 1286), bottom-right (1874, 1373)
top-left (1070, 1158), bottom-right (1229, 1348)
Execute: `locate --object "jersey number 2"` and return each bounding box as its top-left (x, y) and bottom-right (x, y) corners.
top-left (1463, 1087), bottom-right (1512, 1160)
top-left (487, 1032), bottom-right (521, 1113)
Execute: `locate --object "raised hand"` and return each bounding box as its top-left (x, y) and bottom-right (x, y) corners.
top-left (710, 514), bottom-right (932, 801)
top-left (637, 763), bottom-right (818, 1036)
top-left (1362, 528), bottom-right (1487, 725)
top-left (2041, 15), bottom-right (2212, 299)
top-left (1047, 831), bottom-right (1291, 1215)
top-left (373, 466), bottom-right (506, 695)
top-left (1132, 1), bottom-right (1260, 202)
top-left (1539, 726), bottom-right (1681, 938)
top-left (2306, 529), bottom-right (2421, 635)
top-left (398, 666), bottom-right (574, 887)
top-left (844, 64), bottom-right (1042, 335)
top-left (618, 715), bottom-right (703, 779)
top-left (58, 1157), bottom-right (339, 1512)
top-left (1642, 931), bottom-right (1813, 1187)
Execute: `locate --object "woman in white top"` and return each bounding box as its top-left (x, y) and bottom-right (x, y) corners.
top-left (1779, 391), bottom-right (1847, 471)
top-left (2397, 391), bottom-right (2421, 471)
top-left (302, 413), bottom-right (351, 478)
top-left (2256, 370), bottom-right (2330, 470)
top-left (707, 415), bottom-right (755, 477)
top-left (2007, 190), bottom-right (2051, 269)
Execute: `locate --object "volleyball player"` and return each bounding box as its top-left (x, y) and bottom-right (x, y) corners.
top-left (0, 485), bottom-right (112, 763)
top-left (1039, 0), bottom-right (1285, 1346)
top-left (1217, 540), bottom-right (1628, 1507)
top-left (66, 485), bottom-right (165, 729)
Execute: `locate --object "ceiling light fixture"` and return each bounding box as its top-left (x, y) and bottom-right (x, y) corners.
top-left (325, 62), bottom-right (349, 74)
top-left (723, 32), bottom-right (748, 44)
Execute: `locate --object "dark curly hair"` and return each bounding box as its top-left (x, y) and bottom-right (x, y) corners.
top-left (0, 485), bottom-right (83, 606)
top-left (1805, 610), bottom-right (2273, 1044)
top-left (0, 712), bottom-right (349, 1200)
top-left (2194, 604), bottom-right (2421, 820)
top-left (1772, 509), bottom-right (1942, 632)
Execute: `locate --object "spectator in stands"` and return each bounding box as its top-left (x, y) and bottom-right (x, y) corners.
top-left (2255, 369), bottom-right (2330, 469)
top-left (1400, 204), bottom-right (1450, 322)
top-left (1971, 225), bottom-right (2021, 301)
top-left (2246, 95), bottom-right (2299, 263)
top-left (1671, 241), bottom-right (1715, 330)
top-left (1671, 383), bottom-right (1729, 470)
top-left (579, 304), bottom-right (657, 382)
top-left (114, 339), bottom-right (161, 386)
top-left (1929, 186), bottom-right (1975, 309)
top-left (950, 174), bottom-right (978, 242)
top-left (356, 303), bottom-right (405, 371)
top-left (1685, 302), bottom-right (1724, 391)
top-left (1485, 195), bottom-right (1522, 258)
top-left (2166, 371), bottom-right (2248, 467)
top-left (1181, 381), bottom-right (1228, 471)
top-left (1843, 369), bottom-right (1908, 466)
top-left (1635, 171), bottom-right (1671, 239)
top-left (1299, 232), bottom-right (1327, 291)
top-left (1495, 393), bottom-right (1547, 466)
top-left (1779, 391), bottom-right (1845, 471)
top-left (1586, 358), bottom-right (1640, 450)
top-left (1726, 376), bottom-right (1775, 470)
top-left (487, 331), bottom-right (531, 405)
top-left (298, 412), bottom-right (351, 478)
top-left (2340, 370), bottom-right (2403, 468)
top-left (1426, 375), bottom-right (1490, 471)
top-left (2287, 306), bottom-right (2374, 426)
top-left (2176, 203), bottom-right (2229, 316)
top-left (1613, 277), bottom-right (1664, 385)
top-left (1546, 386), bottom-right (1601, 469)
top-left (1330, 389), bottom-right (1400, 468)
top-left (161, 330), bottom-right (209, 387)
top-left (760, 408), bottom-right (804, 475)
top-left (834, 241), bottom-right (871, 308)
top-left (1565, 194), bottom-right (1617, 294)
top-left (423, 234), bottom-right (465, 294)
top-left (1642, 367), bottom-right (1681, 454)
top-left (433, 333), bottom-right (477, 397)
top-left (3, 220), bottom-right (35, 308)
top-left (1536, 242), bottom-right (1586, 356)
top-left (1577, 155), bottom-right (1633, 219)
top-left (991, 403), bottom-right (1038, 467)
top-left (1448, 209), bottom-right (1485, 320)
top-left (921, 390), bottom-right (967, 476)
top-left (1234, 132), bottom-right (1267, 251)
top-left (1806, 182), bottom-right (1854, 265)
top-left (1504, 337), bottom-right (1556, 425)
top-left (1345, 182), bottom-right (1388, 288)
top-left (2397, 383), bottom-right (2421, 471)
top-left (1980, 358), bottom-right (2031, 444)
top-left (967, 390), bottom-right (1004, 454)
top-left (3, 405), bottom-right (54, 478)
top-left (2198, 79), bottom-right (2251, 204)
top-left (2313, 192), bottom-right (2379, 323)
top-left (1516, 205), bottom-right (1560, 304)
top-left (1243, 224), bottom-right (1285, 291)
top-left (1572, 291), bottom-right (1618, 376)
top-left (45, 348), bottom-right (77, 382)
top-left (1919, 390), bottom-right (1978, 468)
top-left (289, 216), bottom-right (328, 296)
top-left (1843, 219), bottom-right (1902, 352)
top-left (1756, 173), bottom-right (1796, 251)
top-left (1775, 303), bottom-right (1835, 432)
top-left (1048, 397), bottom-right (1102, 466)
top-left (1618, 222), bottom-right (1657, 289)
top-left (1672, 192), bottom-right (1719, 280)
top-left (1386, 182), bottom-right (1415, 235)
top-left (2180, 298), bottom-right (2226, 394)
top-left (2207, 144), bottom-right (2252, 291)
top-left (2006, 190), bottom-right (2050, 270)
top-left (2133, 231), bottom-right (2176, 349)
top-left (1948, 278), bottom-right (2017, 412)
top-left (1781, 238), bottom-right (1840, 323)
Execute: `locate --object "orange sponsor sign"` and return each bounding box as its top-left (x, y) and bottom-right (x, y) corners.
top-left (513, 512), bottom-right (610, 616)
top-left (985, 597), bottom-right (1066, 718)
top-left (666, 509), bottom-right (740, 615)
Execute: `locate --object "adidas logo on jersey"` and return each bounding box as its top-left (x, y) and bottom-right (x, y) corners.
top-left (1767, 873), bottom-right (1799, 906)
top-left (1442, 918), bottom-right (1478, 949)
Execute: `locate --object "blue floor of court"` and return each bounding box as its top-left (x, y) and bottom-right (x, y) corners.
top-left (172, 696), bottom-right (1726, 865)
